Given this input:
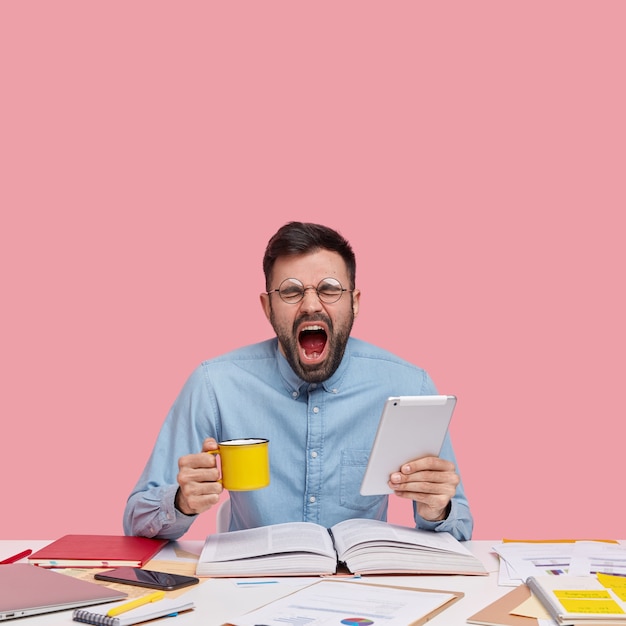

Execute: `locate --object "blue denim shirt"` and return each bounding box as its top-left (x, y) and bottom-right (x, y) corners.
top-left (123, 337), bottom-right (473, 541)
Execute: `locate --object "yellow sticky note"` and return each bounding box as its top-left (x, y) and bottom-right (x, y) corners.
top-left (597, 573), bottom-right (626, 601)
top-left (598, 572), bottom-right (626, 589)
top-left (557, 598), bottom-right (624, 615)
top-left (554, 590), bottom-right (611, 599)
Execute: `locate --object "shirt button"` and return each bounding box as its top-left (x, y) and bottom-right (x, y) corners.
top-left (309, 496), bottom-right (316, 503)
top-left (292, 391), bottom-right (298, 398)
top-left (313, 407), bottom-right (319, 414)
top-left (310, 383), bottom-right (317, 389)
top-left (311, 451), bottom-right (318, 458)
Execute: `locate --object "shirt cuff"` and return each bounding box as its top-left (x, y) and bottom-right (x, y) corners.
top-left (417, 500), bottom-right (458, 534)
top-left (155, 485), bottom-right (198, 539)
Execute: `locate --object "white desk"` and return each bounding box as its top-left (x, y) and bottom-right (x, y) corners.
top-left (1, 539), bottom-right (507, 625)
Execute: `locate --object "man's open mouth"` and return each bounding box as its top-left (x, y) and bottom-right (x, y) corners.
top-left (299, 325), bottom-right (328, 360)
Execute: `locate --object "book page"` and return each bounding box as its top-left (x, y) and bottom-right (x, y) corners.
top-left (330, 518), bottom-right (472, 559)
top-left (199, 522), bottom-right (335, 563)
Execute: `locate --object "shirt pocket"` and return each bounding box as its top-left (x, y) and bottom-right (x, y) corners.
top-left (339, 449), bottom-right (386, 512)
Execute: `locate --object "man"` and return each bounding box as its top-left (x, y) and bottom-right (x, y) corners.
top-left (123, 222), bottom-right (473, 541)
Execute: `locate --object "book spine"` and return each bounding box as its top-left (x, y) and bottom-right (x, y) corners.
top-left (72, 609), bottom-right (120, 626)
top-left (326, 527), bottom-right (345, 571)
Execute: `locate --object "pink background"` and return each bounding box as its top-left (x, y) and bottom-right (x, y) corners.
top-left (1, 2), bottom-right (624, 542)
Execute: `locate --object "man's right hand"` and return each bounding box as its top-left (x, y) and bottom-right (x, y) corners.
top-left (175, 437), bottom-right (223, 515)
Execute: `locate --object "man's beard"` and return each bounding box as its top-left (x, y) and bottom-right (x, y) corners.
top-left (269, 307), bottom-right (354, 384)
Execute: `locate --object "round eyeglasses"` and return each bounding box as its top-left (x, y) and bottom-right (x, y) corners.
top-left (266, 277), bottom-right (352, 304)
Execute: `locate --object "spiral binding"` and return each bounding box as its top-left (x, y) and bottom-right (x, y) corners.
top-left (72, 609), bottom-right (120, 626)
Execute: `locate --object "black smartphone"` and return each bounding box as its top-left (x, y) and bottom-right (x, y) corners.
top-left (94, 566), bottom-right (199, 591)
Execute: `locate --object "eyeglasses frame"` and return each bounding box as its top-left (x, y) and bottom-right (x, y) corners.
top-left (265, 277), bottom-right (354, 304)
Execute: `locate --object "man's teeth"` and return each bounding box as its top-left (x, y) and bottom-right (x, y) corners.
top-left (302, 325), bottom-right (323, 332)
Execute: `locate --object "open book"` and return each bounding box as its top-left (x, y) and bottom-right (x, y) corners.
top-left (196, 518), bottom-right (487, 577)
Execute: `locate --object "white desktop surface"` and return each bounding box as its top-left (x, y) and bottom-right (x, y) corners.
top-left (1, 539), bottom-right (506, 625)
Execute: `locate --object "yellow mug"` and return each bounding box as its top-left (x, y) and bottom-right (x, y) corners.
top-left (208, 438), bottom-right (270, 491)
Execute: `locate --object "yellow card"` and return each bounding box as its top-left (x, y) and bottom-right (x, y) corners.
top-left (597, 572), bottom-right (626, 601)
top-left (598, 572), bottom-right (626, 588)
top-left (557, 598), bottom-right (624, 614)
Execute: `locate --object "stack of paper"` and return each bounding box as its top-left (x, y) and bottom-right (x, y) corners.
top-left (470, 542), bottom-right (626, 626)
top-left (492, 540), bottom-right (626, 586)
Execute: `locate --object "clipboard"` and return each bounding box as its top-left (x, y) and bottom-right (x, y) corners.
top-left (226, 579), bottom-right (464, 626)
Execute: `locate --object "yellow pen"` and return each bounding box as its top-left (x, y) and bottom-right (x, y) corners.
top-left (107, 591), bottom-right (165, 617)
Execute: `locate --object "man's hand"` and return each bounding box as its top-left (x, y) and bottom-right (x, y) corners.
top-left (389, 456), bottom-right (459, 522)
top-left (175, 438), bottom-right (223, 515)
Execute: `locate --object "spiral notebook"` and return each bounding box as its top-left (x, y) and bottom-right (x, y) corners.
top-left (72, 597), bottom-right (195, 626)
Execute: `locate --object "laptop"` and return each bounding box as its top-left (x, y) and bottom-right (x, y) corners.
top-left (0, 563), bottom-right (127, 620)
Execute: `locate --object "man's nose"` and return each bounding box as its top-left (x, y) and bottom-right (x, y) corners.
top-left (300, 287), bottom-right (324, 311)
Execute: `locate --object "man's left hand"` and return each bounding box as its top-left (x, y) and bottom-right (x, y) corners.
top-left (389, 456), bottom-right (459, 522)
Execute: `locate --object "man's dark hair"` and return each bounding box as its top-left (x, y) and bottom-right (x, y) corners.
top-left (263, 222), bottom-right (356, 289)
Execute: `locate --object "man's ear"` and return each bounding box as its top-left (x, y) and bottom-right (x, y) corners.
top-left (352, 288), bottom-right (361, 318)
top-left (259, 292), bottom-right (272, 321)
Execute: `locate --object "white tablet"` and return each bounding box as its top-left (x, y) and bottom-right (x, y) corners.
top-left (359, 395), bottom-right (456, 496)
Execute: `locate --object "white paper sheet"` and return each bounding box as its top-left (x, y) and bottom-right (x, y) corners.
top-left (229, 579), bottom-right (457, 626)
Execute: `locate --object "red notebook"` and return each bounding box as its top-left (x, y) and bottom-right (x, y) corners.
top-left (28, 535), bottom-right (168, 568)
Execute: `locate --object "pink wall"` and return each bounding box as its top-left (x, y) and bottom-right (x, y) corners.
top-left (1, 2), bottom-right (624, 542)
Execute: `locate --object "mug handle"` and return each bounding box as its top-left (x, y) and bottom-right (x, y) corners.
top-left (206, 450), bottom-right (223, 485)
